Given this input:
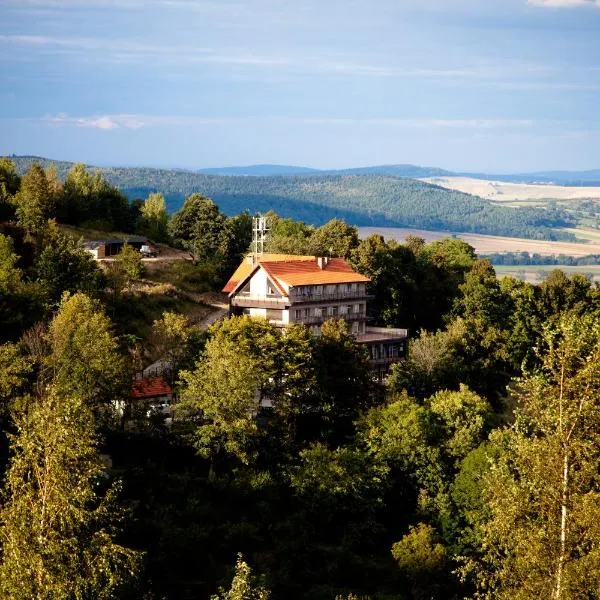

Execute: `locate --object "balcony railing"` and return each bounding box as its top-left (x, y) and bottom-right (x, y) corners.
top-left (291, 312), bottom-right (366, 326)
top-left (232, 295), bottom-right (289, 309)
top-left (290, 290), bottom-right (371, 303)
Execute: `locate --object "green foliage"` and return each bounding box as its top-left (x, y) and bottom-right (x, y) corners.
top-left (0, 342), bottom-right (32, 409)
top-left (46, 292), bottom-right (127, 409)
top-left (139, 192), bottom-right (169, 242)
top-left (392, 523), bottom-right (449, 594)
top-left (35, 224), bottom-right (105, 305)
top-left (0, 158), bottom-right (20, 221)
top-left (307, 219), bottom-right (359, 258)
top-left (60, 163), bottom-right (137, 231)
top-left (428, 385), bottom-right (492, 465)
top-left (469, 313), bottom-right (600, 599)
top-left (14, 164), bottom-right (54, 235)
top-left (0, 386), bottom-right (140, 599)
top-left (115, 243), bottom-right (145, 281)
top-left (178, 332), bottom-right (263, 472)
top-left (211, 554), bottom-right (270, 600)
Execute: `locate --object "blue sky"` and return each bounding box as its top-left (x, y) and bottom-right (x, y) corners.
top-left (0, 0), bottom-right (599, 171)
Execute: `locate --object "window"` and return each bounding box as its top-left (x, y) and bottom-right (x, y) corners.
top-left (354, 304), bottom-right (360, 314)
top-left (314, 307), bottom-right (322, 317)
top-left (328, 306), bottom-right (338, 317)
top-left (294, 309), bottom-right (301, 320)
top-left (267, 282), bottom-right (277, 296)
top-left (304, 308), bottom-right (310, 318)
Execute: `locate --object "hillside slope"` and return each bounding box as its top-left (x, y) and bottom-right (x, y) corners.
top-left (7, 155), bottom-right (573, 239)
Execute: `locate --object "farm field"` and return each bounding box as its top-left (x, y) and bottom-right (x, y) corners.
top-left (493, 264), bottom-right (600, 283)
top-left (420, 176), bottom-right (600, 204)
top-left (358, 226), bottom-right (600, 257)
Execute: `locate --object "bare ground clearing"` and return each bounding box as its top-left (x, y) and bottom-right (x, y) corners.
top-left (420, 176), bottom-right (600, 203)
top-left (358, 227), bottom-right (600, 257)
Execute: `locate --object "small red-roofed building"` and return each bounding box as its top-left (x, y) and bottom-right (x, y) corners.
top-left (130, 376), bottom-right (173, 423)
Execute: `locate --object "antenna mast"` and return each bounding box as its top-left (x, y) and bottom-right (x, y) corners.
top-left (252, 214), bottom-right (270, 255)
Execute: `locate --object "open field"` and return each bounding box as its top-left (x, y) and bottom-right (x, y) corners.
top-left (358, 226), bottom-right (600, 257)
top-left (420, 176), bottom-right (600, 203)
top-left (493, 264), bottom-right (600, 283)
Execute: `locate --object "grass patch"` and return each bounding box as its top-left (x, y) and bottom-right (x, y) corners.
top-left (112, 284), bottom-right (212, 345)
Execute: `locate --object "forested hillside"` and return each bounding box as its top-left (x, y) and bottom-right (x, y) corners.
top-left (7, 156), bottom-right (574, 240)
top-left (3, 156), bottom-right (600, 598)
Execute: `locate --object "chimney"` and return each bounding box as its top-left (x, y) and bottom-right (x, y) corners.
top-left (317, 256), bottom-right (329, 270)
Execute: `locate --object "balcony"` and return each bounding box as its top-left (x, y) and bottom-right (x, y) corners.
top-left (289, 290), bottom-right (372, 304)
top-left (292, 312), bottom-right (367, 326)
top-left (232, 294), bottom-right (290, 309)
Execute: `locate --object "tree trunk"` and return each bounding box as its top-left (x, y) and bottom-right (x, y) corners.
top-left (554, 450), bottom-right (569, 600)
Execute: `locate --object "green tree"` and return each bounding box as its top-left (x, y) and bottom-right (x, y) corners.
top-left (264, 213), bottom-right (313, 255)
top-left (35, 225), bottom-right (104, 305)
top-left (168, 193), bottom-right (228, 261)
top-left (114, 243), bottom-right (145, 282)
top-left (428, 385), bottom-right (492, 466)
top-left (177, 324), bottom-right (264, 476)
top-left (308, 219), bottom-right (359, 258)
top-left (46, 292), bottom-right (127, 410)
top-left (14, 164), bottom-right (54, 235)
top-left (139, 192), bottom-right (169, 242)
top-left (0, 158), bottom-right (20, 221)
top-left (0, 385), bottom-right (140, 599)
top-left (469, 313), bottom-right (600, 599)
top-left (392, 522), bottom-right (451, 600)
top-left (211, 554), bottom-right (270, 600)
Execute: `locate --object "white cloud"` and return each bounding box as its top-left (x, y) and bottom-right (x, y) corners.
top-left (528, 0), bottom-right (600, 7)
top-left (39, 114), bottom-right (543, 131)
top-left (41, 113), bottom-right (232, 129)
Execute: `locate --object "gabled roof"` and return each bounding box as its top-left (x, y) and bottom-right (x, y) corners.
top-left (264, 258), bottom-right (370, 287)
top-left (131, 377), bottom-right (172, 399)
top-left (222, 253), bottom-right (316, 293)
top-left (223, 253), bottom-right (370, 296)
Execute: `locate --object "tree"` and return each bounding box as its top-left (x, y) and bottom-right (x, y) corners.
top-left (114, 243), bottom-right (145, 282)
top-left (308, 219), bottom-right (359, 258)
top-left (469, 313), bottom-right (600, 599)
top-left (0, 342), bottom-right (32, 412)
top-left (428, 385), bottom-right (492, 466)
top-left (0, 158), bottom-right (20, 221)
top-left (263, 212), bottom-right (313, 255)
top-left (168, 193), bottom-right (228, 260)
top-left (211, 554), bottom-right (270, 600)
top-left (35, 224), bottom-right (104, 305)
top-left (46, 292), bottom-right (127, 410)
top-left (14, 164), bottom-right (54, 235)
top-left (0, 385), bottom-right (140, 599)
top-left (311, 319), bottom-right (379, 442)
top-left (151, 311), bottom-right (199, 386)
top-left (391, 522), bottom-right (451, 600)
top-left (178, 334), bottom-right (262, 476)
top-left (139, 192), bottom-right (169, 242)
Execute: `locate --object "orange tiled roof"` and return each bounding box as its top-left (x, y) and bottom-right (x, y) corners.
top-left (222, 253), bottom-right (319, 293)
top-left (223, 254), bottom-right (370, 295)
top-left (131, 377), bottom-right (172, 399)
top-left (263, 257), bottom-right (370, 287)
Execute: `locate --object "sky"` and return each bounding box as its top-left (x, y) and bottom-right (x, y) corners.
top-left (0, 0), bottom-right (599, 172)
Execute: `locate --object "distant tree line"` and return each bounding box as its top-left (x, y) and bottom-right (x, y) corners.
top-left (483, 251), bottom-right (600, 266)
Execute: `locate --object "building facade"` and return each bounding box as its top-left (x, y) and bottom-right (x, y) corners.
top-left (223, 253), bottom-right (408, 376)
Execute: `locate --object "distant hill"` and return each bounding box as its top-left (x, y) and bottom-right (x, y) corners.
top-left (5, 155), bottom-right (576, 240)
top-left (197, 164), bottom-right (321, 176)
